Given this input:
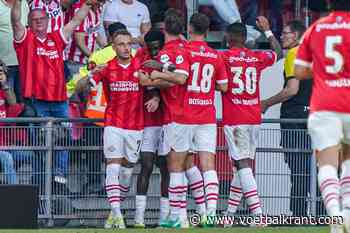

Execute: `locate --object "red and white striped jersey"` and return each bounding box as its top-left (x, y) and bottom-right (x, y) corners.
top-left (30, 0), bottom-right (64, 33)
top-left (65, 1), bottom-right (101, 64)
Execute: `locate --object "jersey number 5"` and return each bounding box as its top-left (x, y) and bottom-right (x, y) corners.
top-left (231, 67), bottom-right (257, 95)
top-left (325, 36), bottom-right (344, 74)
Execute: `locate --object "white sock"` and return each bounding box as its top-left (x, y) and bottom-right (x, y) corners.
top-left (203, 170), bottom-right (219, 215)
top-left (180, 176), bottom-right (188, 222)
top-left (168, 172), bottom-right (186, 221)
top-left (135, 195), bottom-right (147, 224)
top-left (227, 171), bottom-right (242, 214)
top-left (159, 197), bottom-right (169, 222)
top-left (341, 160), bottom-right (350, 210)
top-left (238, 168), bottom-right (262, 215)
top-left (186, 166), bottom-right (206, 215)
top-left (319, 165), bottom-right (341, 217)
top-left (105, 163), bottom-right (122, 217)
top-left (119, 166), bottom-right (133, 202)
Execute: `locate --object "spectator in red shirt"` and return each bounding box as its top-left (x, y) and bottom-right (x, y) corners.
top-left (11, 0), bottom-right (95, 184)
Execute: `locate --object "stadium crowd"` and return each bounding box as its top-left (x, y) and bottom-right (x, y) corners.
top-left (0, 0), bottom-right (350, 232)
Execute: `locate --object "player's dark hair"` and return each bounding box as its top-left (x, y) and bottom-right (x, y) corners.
top-left (151, 13), bottom-right (165, 25)
top-left (286, 20), bottom-right (306, 39)
top-left (108, 22), bottom-right (127, 37)
top-left (225, 22), bottom-right (247, 43)
top-left (111, 30), bottom-right (132, 41)
top-left (329, 0), bottom-right (350, 11)
top-left (164, 8), bottom-right (184, 36)
top-left (190, 13), bottom-right (210, 35)
top-left (144, 30), bottom-right (165, 46)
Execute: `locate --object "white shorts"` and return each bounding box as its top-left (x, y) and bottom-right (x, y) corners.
top-left (103, 126), bottom-right (143, 163)
top-left (308, 111), bottom-right (350, 151)
top-left (164, 123), bottom-right (192, 153)
top-left (224, 125), bottom-right (260, 161)
top-left (141, 126), bottom-right (170, 156)
top-left (164, 123), bottom-right (217, 154)
top-left (190, 124), bottom-right (217, 154)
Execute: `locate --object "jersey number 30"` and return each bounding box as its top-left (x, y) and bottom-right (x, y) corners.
top-left (231, 67), bottom-right (257, 95)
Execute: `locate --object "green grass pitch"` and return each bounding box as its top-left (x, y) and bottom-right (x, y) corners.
top-left (0, 227), bottom-right (332, 233)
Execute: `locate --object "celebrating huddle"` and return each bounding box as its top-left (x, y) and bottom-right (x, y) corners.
top-left (83, 8), bottom-right (280, 229)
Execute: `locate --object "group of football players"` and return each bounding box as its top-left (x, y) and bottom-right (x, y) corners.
top-left (85, 1), bottom-right (350, 232)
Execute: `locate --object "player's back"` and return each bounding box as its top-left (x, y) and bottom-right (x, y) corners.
top-left (221, 47), bottom-right (276, 125)
top-left (156, 39), bottom-right (189, 124)
top-left (296, 12), bottom-right (350, 113)
top-left (182, 40), bottom-right (227, 124)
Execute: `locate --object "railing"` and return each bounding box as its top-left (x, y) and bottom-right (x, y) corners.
top-left (0, 118), bottom-right (322, 227)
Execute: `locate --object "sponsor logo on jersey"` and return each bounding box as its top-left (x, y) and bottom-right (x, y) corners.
top-left (160, 54), bottom-right (170, 63)
top-left (176, 55), bottom-right (184, 64)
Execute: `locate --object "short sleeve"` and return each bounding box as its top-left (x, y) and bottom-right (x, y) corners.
top-left (103, 1), bottom-right (118, 22)
top-left (141, 4), bottom-right (150, 24)
top-left (215, 55), bottom-right (228, 84)
top-left (284, 48), bottom-right (297, 78)
top-left (91, 68), bottom-right (106, 87)
top-left (13, 27), bottom-right (29, 45)
top-left (174, 50), bottom-right (190, 77)
top-left (295, 26), bottom-right (313, 68)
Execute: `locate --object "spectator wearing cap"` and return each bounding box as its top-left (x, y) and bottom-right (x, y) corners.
top-left (0, 59), bottom-right (36, 184)
top-left (65, 0), bottom-right (107, 76)
top-left (0, 0), bottom-right (29, 102)
top-left (103, 0), bottom-right (151, 48)
top-left (11, 0), bottom-right (95, 184)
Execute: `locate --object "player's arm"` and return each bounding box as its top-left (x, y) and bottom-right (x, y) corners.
top-left (133, 22), bottom-right (151, 46)
top-left (138, 71), bottom-right (174, 88)
top-left (294, 65), bottom-right (312, 80)
top-left (62, 1), bottom-right (93, 42)
top-left (256, 16), bottom-right (283, 60)
top-left (150, 70), bottom-right (188, 85)
top-left (11, 0), bottom-right (26, 41)
top-left (261, 78), bottom-right (299, 113)
top-left (294, 26), bottom-right (313, 81)
top-left (261, 48), bottom-right (300, 113)
top-left (215, 56), bottom-right (229, 93)
top-left (75, 64), bottom-right (106, 92)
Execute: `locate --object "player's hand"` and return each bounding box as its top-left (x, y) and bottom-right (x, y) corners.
top-left (90, 64), bottom-right (106, 75)
top-left (150, 70), bottom-right (164, 80)
top-left (256, 16), bottom-right (271, 32)
top-left (145, 96), bottom-right (160, 112)
top-left (143, 60), bottom-right (163, 71)
top-left (261, 100), bottom-right (269, 114)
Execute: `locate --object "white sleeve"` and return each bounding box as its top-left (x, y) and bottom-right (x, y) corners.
top-left (103, 1), bottom-right (118, 22)
top-left (141, 4), bottom-right (150, 24)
